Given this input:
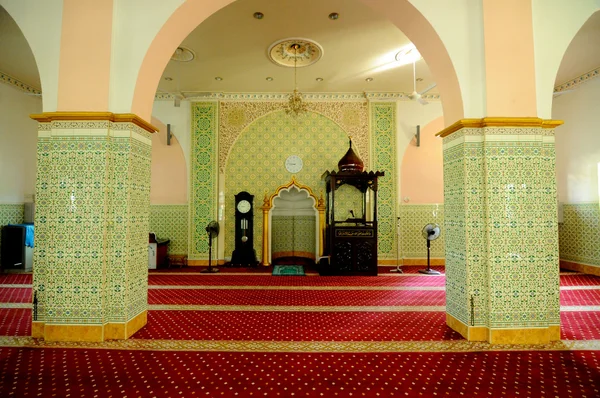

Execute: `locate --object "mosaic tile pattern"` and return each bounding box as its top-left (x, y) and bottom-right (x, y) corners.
top-left (371, 103), bottom-right (398, 260)
top-left (150, 205), bottom-right (189, 255)
top-left (33, 122), bottom-right (151, 326)
top-left (399, 205), bottom-right (445, 258)
top-left (219, 101), bottom-right (369, 172)
top-left (559, 203), bottom-right (600, 266)
top-left (105, 125), bottom-right (152, 323)
top-left (443, 129), bottom-right (479, 326)
top-left (190, 103), bottom-right (218, 260)
top-left (0, 204), bottom-right (24, 264)
top-left (272, 215), bottom-right (316, 258)
top-left (224, 110), bottom-right (350, 260)
top-left (443, 127), bottom-right (560, 330)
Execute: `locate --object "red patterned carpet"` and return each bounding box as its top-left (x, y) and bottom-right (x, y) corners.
top-left (147, 288), bottom-right (447, 306)
top-left (2, 267), bottom-right (600, 397)
top-left (561, 289), bottom-right (600, 306)
top-left (133, 310), bottom-right (462, 341)
top-left (0, 274), bottom-right (32, 285)
top-left (1, 347), bottom-right (599, 397)
top-left (0, 287), bottom-right (31, 303)
top-left (149, 274), bottom-right (447, 286)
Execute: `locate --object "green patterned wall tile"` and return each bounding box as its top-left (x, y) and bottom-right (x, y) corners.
top-left (443, 129), bottom-right (481, 326)
top-left (442, 127), bottom-right (560, 330)
top-left (190, 103), bottom-right (218, 260)
top-left (272, 215), bottom-right (316, 257)
top-left (150, 205), bottom-right (189, 255)
top-left (0, 204), bottom-right (24, 264)
top-left (559, 203), bottom-right (600, 266)
top-left (371, 103), bottom-right (397, 259)
top-left (33, 122), bottom-right (150, 327)
top-left (224, 110), bottom-right (350, 260)
top-left (399, 205), bottom-right (444, 258)
top-left (34, 130), bottom-right (111, 324)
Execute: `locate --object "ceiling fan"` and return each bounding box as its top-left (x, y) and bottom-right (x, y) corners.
top-left (408, 61), bottom-right (437, 105)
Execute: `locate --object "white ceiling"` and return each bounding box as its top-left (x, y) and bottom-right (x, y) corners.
top-left (158, 0), bottom-right (434, 95)
top-left (555, 11), bottom-right (600, 86)
top-left (0, 2), bottom-right (598, 96)
top-left (0, 6), bottom-right (41, 90)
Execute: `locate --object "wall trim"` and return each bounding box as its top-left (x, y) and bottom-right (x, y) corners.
top-left (554, 66), bottom-right (600, 93)
top-left (560, 260), bottom-right (600, 277)
top-left (0, 70), bottom-right (41, 95)
top-left (29, 112), bottom-right (158, 133)
top-left (436, 117), bottom-right (564, 138)
top-left (155, 92), bottom-right (441, 102)
top-left (446, 313), bottom-right (560, 344)
top-left (31, 310), bottom-right (147, 342)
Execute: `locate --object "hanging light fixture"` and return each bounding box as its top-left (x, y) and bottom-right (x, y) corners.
top-left (285, 43), bottom-right (308, 115)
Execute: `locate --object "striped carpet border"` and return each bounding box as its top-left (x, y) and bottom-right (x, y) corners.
top-left (5, 285), bottom-right (599, 290)
top-left (147, 285), bottom-right (446, 291)
top-left (0, 336), bottom-right (599, 353)
top-left (4, 303), bottom-right (600, 311)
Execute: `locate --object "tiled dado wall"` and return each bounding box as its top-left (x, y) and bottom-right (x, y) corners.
top-left (34, 122), bottom-right (151, 326)
top-left (272, 215), bottom-right (316, 259)
top-left (0, 204), bottom-right (24, 263)
top-left (559, 203), bottom-right (600, 267)
top-left (399, 204), bottom-right (445, 258)
top-left (149, 205), bottom-right (188, 255)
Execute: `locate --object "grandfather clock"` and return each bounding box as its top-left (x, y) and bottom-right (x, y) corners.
top-left (230, 191), bottom-right (258, 266)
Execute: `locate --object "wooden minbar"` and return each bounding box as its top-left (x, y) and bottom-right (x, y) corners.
top-left (320, 138), bottom-right (384, 276)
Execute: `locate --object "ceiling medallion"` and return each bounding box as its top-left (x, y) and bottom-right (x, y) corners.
top-left (267, 38), bottom-right (323, 68)
top-left (170, 46), bottom-right (195, 62)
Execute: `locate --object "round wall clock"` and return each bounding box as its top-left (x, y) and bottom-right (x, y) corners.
top-left (237, 199), bottom-right (251, 213)
top-left (285, 155), bottom-right (303, 173)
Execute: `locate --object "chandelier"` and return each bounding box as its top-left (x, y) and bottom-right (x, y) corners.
top-left (285, 43), bottom-right (308, 115)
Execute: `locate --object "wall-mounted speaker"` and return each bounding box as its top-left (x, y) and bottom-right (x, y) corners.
top-left (415, 125), bottom-right (421, 147)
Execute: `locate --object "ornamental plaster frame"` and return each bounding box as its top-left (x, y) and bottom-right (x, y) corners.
top-left (219, 101), bottom-right (370, 173)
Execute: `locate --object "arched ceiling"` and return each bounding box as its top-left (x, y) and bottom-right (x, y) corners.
top-left (156, 0), bottom-right (436, 95)
top-left (555, 11), bottom-right (600, 86)
top-left (0, 6), bottom-right (40, 90)
top-left (0, 2), bottom-right (598, 98)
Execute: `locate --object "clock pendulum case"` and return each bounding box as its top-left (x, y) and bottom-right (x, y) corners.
top-left (230, 191), bottom-right (258, 266)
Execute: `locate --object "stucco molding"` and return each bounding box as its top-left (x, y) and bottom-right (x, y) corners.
top-left (436, 117), bottom-right (564, 138)
top-left (554, 66), bottom-right (600, 93)
top-left (0, 70), bottom-right (41, 95)
top-left (155, 91), bottom-right (441, 102)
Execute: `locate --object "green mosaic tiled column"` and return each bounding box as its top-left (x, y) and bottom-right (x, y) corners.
top-left (190, 103), bottom-right (219, 263)
top-left (370, 102), bottom-right (397, 261)
top-left (442, 122), bottom-right (561, 344)
top-left (32, 119), bottom-right (152, 341)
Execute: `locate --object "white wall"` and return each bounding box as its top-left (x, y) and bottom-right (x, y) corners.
top-left (396, 99), bottom-right (444, 200)
top-left (151, 99), bottom-right (193, 182)
top-left (0, 83), bottom-right (41, 202)
top-left (553, 77), bottom-right (600, 203)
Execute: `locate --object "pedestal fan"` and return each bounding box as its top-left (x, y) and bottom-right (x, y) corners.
top-left (419, 223), bottom-right (441, 275)
top-left (202, 221), bottom-right (220, 273)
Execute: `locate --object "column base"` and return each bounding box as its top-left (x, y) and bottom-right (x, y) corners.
top-left (446, 313), bottom-right (560, 344)
top-left (32, 310), bottom-right (147, 342)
